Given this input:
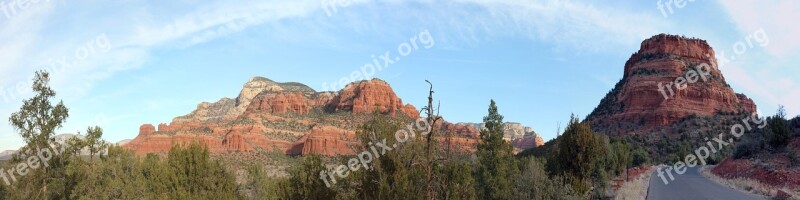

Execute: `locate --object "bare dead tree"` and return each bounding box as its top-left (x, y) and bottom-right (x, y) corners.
top-left (422, 80), bottom-right (443, 200)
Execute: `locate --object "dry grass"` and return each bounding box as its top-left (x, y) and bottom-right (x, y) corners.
top-left (700, 166), bottom-right (800, 200)
top-left (615, 167), bottom-right (656, 200)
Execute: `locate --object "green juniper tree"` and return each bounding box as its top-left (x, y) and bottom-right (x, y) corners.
top-left (767, 105), bottom-right (790, 149)
top-left (475, 100), bottom-right (519, 200)
top-left (8, 71), bottom-right (69, 199)
top-left (550, 115), bottom-right (603, 195)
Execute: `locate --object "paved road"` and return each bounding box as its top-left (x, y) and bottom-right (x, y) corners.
top-left (647, 166), bottom-right (764, 200)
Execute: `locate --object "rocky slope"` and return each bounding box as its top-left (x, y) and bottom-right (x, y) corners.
top-left (458, 122), bottom-right (538, 140)
top-left (172, 77), bottom-right (317, 123)
top-left (711, 117), bottom-right (800, 198)
top-left (125, 77), bottom-right (433, 156)
top-left (0, 150), bottom-right (15, 160)
top-left (587, 34), bottom-right (756, 137)
top-left (447, 122), bottom-right (544, 149)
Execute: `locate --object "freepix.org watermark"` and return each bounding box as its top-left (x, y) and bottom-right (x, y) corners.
top-left (321, 0), bottom-right (351, 17)
top-left (321, 30), bottom-right (435, 92)
top-left (656, 29), bottom-right (769, 100)
top-left (657, 63), bottom-right (712, 100)
top-left (715, 28), bottom-right (769, 70)
top-left (656, 0), bottom-right (696, 18)
top-left (656, 112), bottom-right (766, 185)
top-left (319, 118), bottom-right (432, 188)
top-left (0, 143), bottom-right (67, 186)
top-left (0, 0), bottom-right (51, 21)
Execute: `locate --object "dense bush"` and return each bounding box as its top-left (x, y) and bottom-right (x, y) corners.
top-left (631, 148), bottom-right (651, 167)
top-left (766, 108), bottom-right (791, 149)
top-left (733, 106), bottom-right (793, 159)
top-left (790, 116), bottom-right (800, 134)
top-left (733, 134), bottom-right (764, 159)
top-left (544, 114), bottom-right (637, 197)
top-left (514, 157), bottom-right (579, 200)
top-left (788, 149), bottom-right (800, 167)
top-left (73, 144), bottom-right (240, 199)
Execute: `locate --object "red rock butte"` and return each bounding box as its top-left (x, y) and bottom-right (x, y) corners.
top-left (587, 34), bottom-right (756, 135)
top-left (123, 77), bottom-right (536, 156)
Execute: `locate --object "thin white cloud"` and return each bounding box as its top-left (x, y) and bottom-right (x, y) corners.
top-left (718, 0), bottom-right (800, 115)
top-left (0, 0), bottom-right (353, 149)
top-left (719, 0), bottom-right (800, 57)
top-left (0, 2), bottom-right (57, 86)
top-left (444, 0), bottom-right (669, 52)
top-left (127, 0), bottom-right (346, 48)
top-left (0, 0), bottom-right (343, 103)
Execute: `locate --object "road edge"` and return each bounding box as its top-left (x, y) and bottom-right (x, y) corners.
top-left (698, 165), bottom-right (771, 199)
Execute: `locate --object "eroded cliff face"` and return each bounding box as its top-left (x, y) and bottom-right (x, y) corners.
top-left (587, 34), bottom-right (756, 136)
top-left (124, 78), bottom-right (422, 156)
top-left (436, 121), bottom-right (544, 151)
top-left (328, 79), bottom-right (419, 117)
top-left (297, 126), bottom-right (357, 156)
top-left (512, 135), bottom-right (545, 150)
top-left (172, 77), bottom-right (317, 123)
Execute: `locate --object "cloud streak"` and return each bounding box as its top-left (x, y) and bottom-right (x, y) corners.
top-left (718, 0), bottom-right (800, 115)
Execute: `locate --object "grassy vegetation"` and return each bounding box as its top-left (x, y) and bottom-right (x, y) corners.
top-left (700, 166), bottom-right (779, 199)
top-left (614, 167), bottom-right (655, 200)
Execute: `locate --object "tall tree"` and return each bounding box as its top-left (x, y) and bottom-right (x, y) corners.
top-left (9, 71), bottom-right (69, 154)
top-left (8, 71), bottom-right (69, 199)
top-left (475, 100), bottom-right (518, 200)
top-left (611, 139), bottom-right (632, 179)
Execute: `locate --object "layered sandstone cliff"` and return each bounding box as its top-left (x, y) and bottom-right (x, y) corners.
top-left (455, 122), bottom-right (540, 141)
top-left (437, 121), bottom-right (544, 150)
top-left (586, 34), bottom-right (757, 136)
top-left (125, 78), bottom-right (421, 156)
top-left (328, 79), bottom-right (419, 117)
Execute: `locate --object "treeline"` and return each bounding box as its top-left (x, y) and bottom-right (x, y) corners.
top-left (734, 106), bottom-right (799, 159)
top-left (247, 101), bottom-right (648, 200)
top-left (1, 71), bottom-right (240, 200)
top-left (2, 72), bottom-right (649, 199)
top-left (1, 143), bottom-right (240, 199)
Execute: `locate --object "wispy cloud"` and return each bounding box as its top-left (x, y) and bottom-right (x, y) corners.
top-left (440, 0), bottom-right (669, 52)
top-left (0, 0), bottom-right (336, 102)
top-left (718, 0), bottom-right (800, 115)
top-left (129, 1), bottom-right (323, 48)
top-left (719, 0), bottom-right (800, 57)
top-left (0, 0), bottom-right (339, 149)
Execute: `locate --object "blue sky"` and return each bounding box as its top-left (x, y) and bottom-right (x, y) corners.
top-left (1, 0), bottom-right (798, 150)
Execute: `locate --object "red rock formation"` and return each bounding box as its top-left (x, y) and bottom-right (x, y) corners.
top-left (246, 92), bottom-right (313, 115)
top-left (298, 126), bottom-right (357, 156)
top-left (125, 77), bottom-right (545, 156)
top-left (139, 124), bottom-right (155, 136)
top-left (436, 121), bottom-right (544, 150)
top-left (328, 79), bottom-right (419, 118)
top-left (123, 77), bottom-right (428, 156)
top-left (437, 137), bottom-right (481, 152)
top-left (512, 134), bottom-right (545, 150)
top-left (222, 132), bottom-right (248, 152)
top-left (124, 133), bottom-right (222, 155)
top-left (587, 34), bottom-right (757, 135)
top-left (437, 122), bottom-right (480, 138)
top-left (402, 104), bottom-right (419, 118)
top-left (157, 123), bottom-right (174, 132)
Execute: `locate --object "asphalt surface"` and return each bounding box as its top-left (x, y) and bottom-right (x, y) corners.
top-left (647, 166), bottom-right (765, 200)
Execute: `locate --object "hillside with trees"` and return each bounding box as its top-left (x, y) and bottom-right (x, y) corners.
top-left (0, 72), bottom-right (649, 199)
